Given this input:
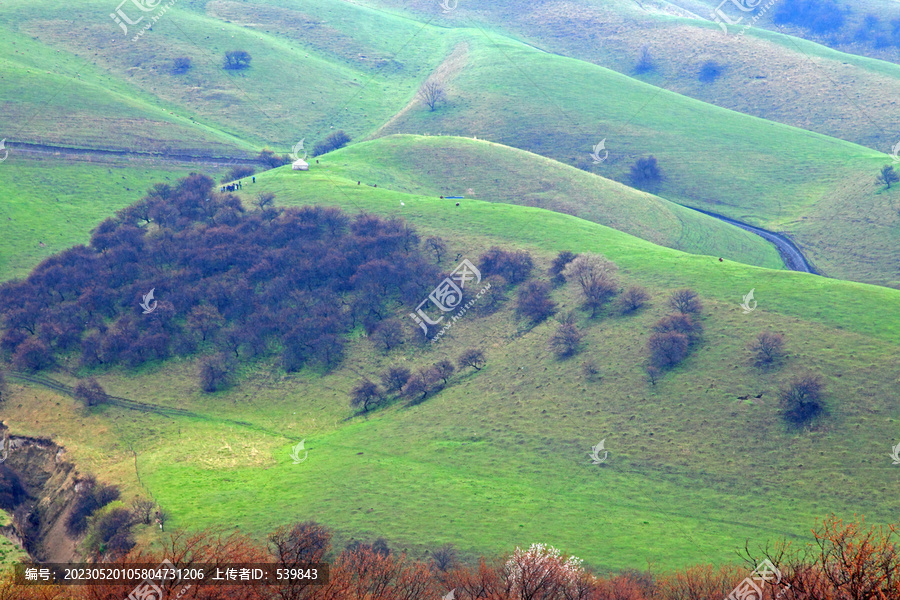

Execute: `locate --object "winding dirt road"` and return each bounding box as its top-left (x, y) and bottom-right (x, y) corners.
top-left (680, 204), bottom-right (819, 274)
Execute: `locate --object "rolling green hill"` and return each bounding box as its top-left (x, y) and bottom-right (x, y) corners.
top-left (0, 0), bottom-right (449, 153)
top-left (4, 0), bottom-right (897, 287)
top-left (368, 34), bottom-right (897, 287)
top-left (359, 0), bottom-right (900, 152)
top-left (3, 167), bottom-right (898, 574)
top-left (317, 134), bottom-right (783, 269)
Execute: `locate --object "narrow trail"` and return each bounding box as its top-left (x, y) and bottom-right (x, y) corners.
top-left (679, 204), bottom-right (820, 274)
top-left (7, 371), bottom-right (286, 438)
top-left (6, 141), bottom-right (259, 167)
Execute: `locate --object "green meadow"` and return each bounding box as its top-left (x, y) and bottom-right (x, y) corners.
top-left (4, 165), bottom-right (898, 573)
top-left (1, 0), bottom-right (899, 578)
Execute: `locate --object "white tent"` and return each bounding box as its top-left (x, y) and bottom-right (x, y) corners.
top-left (292, 159), bottom-right (309, 171)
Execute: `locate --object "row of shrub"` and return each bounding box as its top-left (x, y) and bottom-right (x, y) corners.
top-left (5, 514), bottom-right (899, 600)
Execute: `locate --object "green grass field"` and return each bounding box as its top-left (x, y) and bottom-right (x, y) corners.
top-left (2, 0), bottom-right (900, 578)
top-left (0, 156), bottom-right (198, 281)
top-left (4, 167), bottom-right (898, 574)
top-left (3, 0), bottom-right (898, 285)
top-left (316, 135), bottom-right (783, 268)
top-left (359, 0), bottom-right (900, 151)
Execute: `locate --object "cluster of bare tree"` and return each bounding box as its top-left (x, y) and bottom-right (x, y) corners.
top-left (6, 514), bottom-right (899, 600)
top-left (646, 289), bottom-right (703, 383)
top-left (350, 348), bottom-right (486, 413)
top-left (0, 174), bottom-right (446, 390)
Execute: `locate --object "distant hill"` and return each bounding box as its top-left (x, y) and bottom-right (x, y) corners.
top-left (320, 135), bottom-right (783, 269)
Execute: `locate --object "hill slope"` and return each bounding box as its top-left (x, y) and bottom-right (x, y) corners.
top-left (3, 167), bottom-right (898, 574)
top-left (318, 135), bottom-right (783, 269)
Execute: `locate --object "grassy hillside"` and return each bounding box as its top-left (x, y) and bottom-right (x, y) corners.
top-left (0, 155), bottom-right (200, 281)
top-left (369, 34), bottom-right (898, 286)
top-left (0, 0), bottom-right (450, 152)
top-left (317, 135), bottom-right (783, 268)
top-left (359, 0), bottom-right (900, 151)
top-left (3, 167), bottom-right (898, 574)
top-left (5, 0), bottom-right (898, 286)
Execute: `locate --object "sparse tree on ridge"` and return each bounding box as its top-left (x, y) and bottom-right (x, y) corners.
top-left (876, 165), bottom-right (899, 189)
top-left (418, 79), bottom-right (446, 111)
top-left (380, 366), bottom-right (412, 394)
top-left (668, 288), bottom-right (703, 315)
top-left (751, 331), bottom-right (786, 366)
top-left (549, 322), bottom-right (584, 358)
top-left (350, 379), bottom-right (384, 413)
top-left (223, 50), bottom-right (252, 70)
top-left (458, 348), bottom-right (486, 371)
top-left (74, 377), bottom-right (108, 407)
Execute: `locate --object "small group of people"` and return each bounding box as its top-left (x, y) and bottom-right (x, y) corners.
top-left (222, 181), bottom-right (243, 192)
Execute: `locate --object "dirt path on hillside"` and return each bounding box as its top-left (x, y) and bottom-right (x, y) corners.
top-left (679, 204), bottom-right (819, 274)
top-left (7, 141), bottom-right (258, 167)
top-left (367, 42), bottom-right (470, 140)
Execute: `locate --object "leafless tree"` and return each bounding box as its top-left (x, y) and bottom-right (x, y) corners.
top-left (350, 379), bottom-right (384, 413)
top-left (876, 165), bottom-right (899, 189)
top-left (255, 192), bottom-right (276, 211)
top-left (617, 286), bottom-right (650, 314)
top-left (130, 497), bottom-right (155, 525)
top-left (751, 331), bottom-right (786, 366)
top-left (418, 79), bottom-right (446, 111)
top-left (563, 253), bottom-right (619, 317)
top-left (74, 377), bottom-right (108, 407)
top-left (433, 360), bottom-right (455, 385)
top-left (458, 348), bottom-right (486, 371)
top-left (380, 366), bottom-right (412, 394)
top-left (668, 288), bottom-right (703, 314)
top-left (425, 236), bottom-right (447, 263)
top-left (549, 323), bottom-right (584, 358)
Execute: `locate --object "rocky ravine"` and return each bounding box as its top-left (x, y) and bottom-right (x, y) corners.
top-left (0, 423), bottom-right (81, 563)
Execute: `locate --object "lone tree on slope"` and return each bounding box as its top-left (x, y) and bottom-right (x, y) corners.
top-left (876, 165), bottom-right (899, 189)
top-left (418, 79), bottom-right (446, 111)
